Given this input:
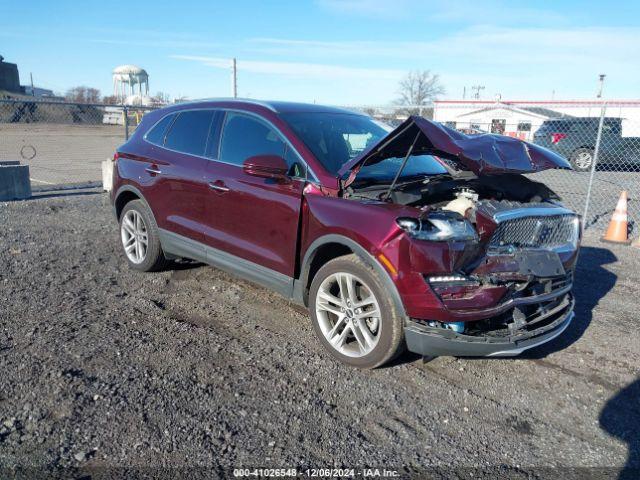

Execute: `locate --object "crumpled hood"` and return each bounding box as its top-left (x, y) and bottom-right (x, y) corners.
top-left (338, 116), bottom-right (571, 185)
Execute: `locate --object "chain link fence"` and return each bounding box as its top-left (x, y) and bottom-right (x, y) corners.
top-left (0, 99), bottom-right (155, 190)
top-left (1, 98), bottom-right (639, 231)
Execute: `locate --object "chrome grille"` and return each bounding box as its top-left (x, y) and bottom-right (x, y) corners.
top-left (489, 214), bottom-right (579, 250)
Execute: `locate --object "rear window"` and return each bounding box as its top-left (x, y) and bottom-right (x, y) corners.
top-left (164, 110), bottom-right (215, 156)
top-left (145, 113), bottom-right (175, 145)
top-left (603, 119), bottom-right (622, 134)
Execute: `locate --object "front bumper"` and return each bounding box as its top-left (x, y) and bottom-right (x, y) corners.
top-left (404, 296), bottom-right (574, 357)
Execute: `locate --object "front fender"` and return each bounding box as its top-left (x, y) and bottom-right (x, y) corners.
top-left (296, 233), bottom-right (408, 320)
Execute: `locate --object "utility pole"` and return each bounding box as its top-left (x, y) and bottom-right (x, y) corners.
top-left (462, 86), bottom-right (466, 100)
top-left (471, 85), bottom-right (485, 100)
top-left (30, 73), bottom-right (35, 96)
top-left (596, 74), bottom-right (606, 99)
top-left (231, 58), bottom-right (238, 98)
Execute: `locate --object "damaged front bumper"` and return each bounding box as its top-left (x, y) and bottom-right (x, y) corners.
top-left (404, 294), bottom-right (574, 357)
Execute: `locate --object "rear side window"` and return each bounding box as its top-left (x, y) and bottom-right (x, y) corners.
top-left (569, 122), bottom-right (590, 133)
top-left (145, 113), bottom-right (175, 145)
top-left (164, 110), bottom-right (215, 156)
top-left (540, 121), bottom-right (570, 133)
top-left (219, 112), bottom-right (286, 166)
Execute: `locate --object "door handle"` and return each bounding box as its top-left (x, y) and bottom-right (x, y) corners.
top-left (145, 166), bottom-right (162, 175)
top-left (208, 181), bottom-right (230, 192)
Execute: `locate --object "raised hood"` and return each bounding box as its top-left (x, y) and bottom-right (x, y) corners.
top-left (338, 116), bottom-right (571, 186)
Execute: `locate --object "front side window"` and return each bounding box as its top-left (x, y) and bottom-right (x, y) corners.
top-left (280, 112), bottom-right (388, 174)
top-left (164, 110), bottom-right (215, 156)
top-left (219, 112), bottom-right (287, 166)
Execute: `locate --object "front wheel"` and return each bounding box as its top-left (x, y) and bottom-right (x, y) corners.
top-left (309, 254), bottom-right (405, 368)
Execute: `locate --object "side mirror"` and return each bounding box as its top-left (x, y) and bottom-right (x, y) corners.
top-left (243, 155), bottom-right (289, 179)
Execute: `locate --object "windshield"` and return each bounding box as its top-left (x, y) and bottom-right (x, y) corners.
top-left (280, 112), bottom-right (389, 174)
top-left (357, 155), bottom-right (447, 181)
top-left (281, 112), bottom-right (448, 181)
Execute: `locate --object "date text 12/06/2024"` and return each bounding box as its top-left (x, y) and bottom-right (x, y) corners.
top-left (232, 468), bottom-right (400, 477)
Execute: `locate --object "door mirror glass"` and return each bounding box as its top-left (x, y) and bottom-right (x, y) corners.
top-left (243, 155), bottom-right (289, 179)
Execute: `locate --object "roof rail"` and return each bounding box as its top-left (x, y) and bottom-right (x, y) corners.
top-left (186, 97), bottom-right (277, 112)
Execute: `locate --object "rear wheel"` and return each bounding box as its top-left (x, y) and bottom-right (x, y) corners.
top-left (309, 254), bottom-right (405, 368)
top-left (119, 200), bottom-right (168, 272)
top-left (570, 148), bottom-right (594, 172)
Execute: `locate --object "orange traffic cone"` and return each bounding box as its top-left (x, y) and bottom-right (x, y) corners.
top-left (601, 190), bottom-right (631, 245)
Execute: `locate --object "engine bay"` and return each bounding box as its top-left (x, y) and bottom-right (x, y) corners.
top-left (343, 173), bottom-right (570, 247)
top-left (345, 173), bottom-right (560, 213)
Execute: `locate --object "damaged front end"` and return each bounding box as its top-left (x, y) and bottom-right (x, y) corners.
top-left (404, 200), bottom-right (580, 357)
top-left (339, 116), bottom-right (580, 357)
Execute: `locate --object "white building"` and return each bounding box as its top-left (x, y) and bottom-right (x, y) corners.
top-left (433, 100), bottom-right (640, 139)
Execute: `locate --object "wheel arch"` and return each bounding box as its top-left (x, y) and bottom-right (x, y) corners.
top-left (571, 146), bottom-right (595, 155)
top-left (114, 184), bottom-right (152, 221)
top-left (297, 234), bottom-right (407, 320)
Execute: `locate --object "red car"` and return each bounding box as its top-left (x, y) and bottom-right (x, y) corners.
top-left (110, 99), bottom-right (580, 368)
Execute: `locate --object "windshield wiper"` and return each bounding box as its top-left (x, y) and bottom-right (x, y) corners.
top-left (382, 131), bottom-right (421, 202)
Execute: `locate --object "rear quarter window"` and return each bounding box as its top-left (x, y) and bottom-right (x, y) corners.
top-left (145, 113), bottom-right (175, 145)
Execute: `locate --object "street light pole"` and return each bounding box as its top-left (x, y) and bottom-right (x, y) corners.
top-left (231, 58), bottom-right (238, 98)
top-left (596, 74), bottom-right (606, 99)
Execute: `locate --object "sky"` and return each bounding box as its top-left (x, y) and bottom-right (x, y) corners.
top-left (1, 0), bottom-right (640, 105)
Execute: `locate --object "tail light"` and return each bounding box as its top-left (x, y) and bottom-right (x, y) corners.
top-left (550, 133), bottom-right (567, 144)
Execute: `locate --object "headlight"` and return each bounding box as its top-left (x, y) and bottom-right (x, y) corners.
top-left (396, 211), bottom-right (478, 242)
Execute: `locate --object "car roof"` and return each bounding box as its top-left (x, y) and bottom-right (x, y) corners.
top-left (180, 98), bottom-right (362, 115)
top-left (542, 117), bottom-right (621, 123)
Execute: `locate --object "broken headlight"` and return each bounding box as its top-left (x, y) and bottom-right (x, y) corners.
top-left (396, 211), bottom-right (478, 242)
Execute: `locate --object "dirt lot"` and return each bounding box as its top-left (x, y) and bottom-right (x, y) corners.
top-left (0, 192), bottom-right (638, 478)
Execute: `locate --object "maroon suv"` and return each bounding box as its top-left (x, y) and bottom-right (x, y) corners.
top-left (110, 99), bottom-right (580, 368)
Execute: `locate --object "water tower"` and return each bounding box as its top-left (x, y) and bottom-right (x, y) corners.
top-left (112, 65), bottom-right (149, 104)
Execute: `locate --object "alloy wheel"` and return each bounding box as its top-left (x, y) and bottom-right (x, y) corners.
top-left (120, 210), bottom-right (148, 264)
top-left (574, 151), bottom-right (593, 170)
top-left (315, 272), bottom-right (381, 357)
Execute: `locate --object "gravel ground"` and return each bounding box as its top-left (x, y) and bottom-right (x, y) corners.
top-left (0, 192), bottom-right (638, 478)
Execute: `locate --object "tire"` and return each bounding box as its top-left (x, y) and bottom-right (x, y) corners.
top-left (119, 199), bottom-right (168, 272)
top-left (309, 254), bottom-right (405, 369)
top-left (570, 148), bottom-right (595, 172)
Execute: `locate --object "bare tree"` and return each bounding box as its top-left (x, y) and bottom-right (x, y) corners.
top-left (102, 95), bottom-right (119, 105)
top-left (362, 107), bottom-right (378, 117)
top-left (395, 70), bottom-right (445, 115)
top-left (65, 86), bottom-right (101, 104)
